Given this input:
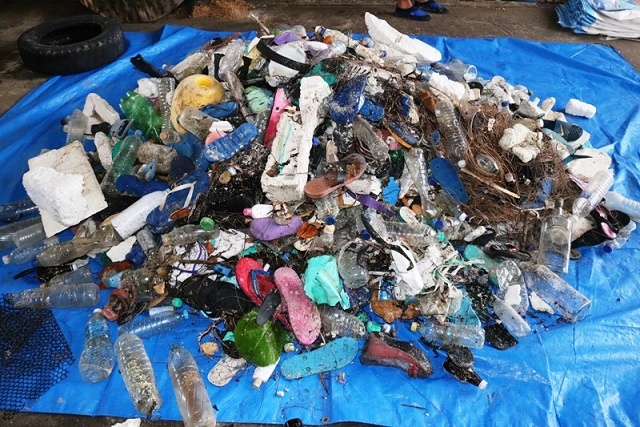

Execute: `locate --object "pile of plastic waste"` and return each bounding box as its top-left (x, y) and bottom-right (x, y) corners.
top-left (2, 12), bottom-right (639, 424)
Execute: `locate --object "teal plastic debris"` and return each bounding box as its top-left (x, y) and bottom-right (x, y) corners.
top-left (304, 255), bottom-right (350, 309)
top-left (280, 337), bottom-right (359, 380)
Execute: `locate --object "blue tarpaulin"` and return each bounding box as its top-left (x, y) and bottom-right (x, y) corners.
top-left (1, 25), bottom-right (640, 426)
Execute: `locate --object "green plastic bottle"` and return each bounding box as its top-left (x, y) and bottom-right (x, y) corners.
top-left (119, 91), bottom-right (163, 140)
top-left (101, 130), bottom-right (144, 194)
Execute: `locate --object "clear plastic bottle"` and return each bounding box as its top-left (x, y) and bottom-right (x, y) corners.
top-left (10, 283), bottom-right (100, 309)
top-left (352, 115), bottom-right (389, 161)
top-left (418, 321), bottom-right (485, 349)
top-left (157, 77), bottom-right (180, 143)
top-left (572, 169), bottom-right (614, 218)
top-left (48, 264), bottom-right (94, 287)
top-left (491, 297), bottom-right (531, 338)
top-left (317, 304), bottom-right (367, 338)
top-left (313, 192), bottom-right (340, 225)
top-left (101, 131), bottom-right (145, 194)
top-left (538, 199), bottom-right (572, 274)
top-left (36, 224), bottom-right (121, 267)
top-left (115, 333), bottom-right (163, 417)
top-left (495, 260), bottom-right (529, 315)
top-left (337, 240), bottom-right (370, 289)
top-left (604, 221), bottom-right (636, 253)
top-left (64, 109), bottom-right (89, 145)
top-left (177, 107), bottom-right (216, 140)
top-left (433, 59), bottom-right (478, 83)
top-left (79, 309), bottom-right (115, 383)
top-left (161, 224), bottom-right (220, 246)
top-left (119, 91), bottom-right (163, 140)
top-left (118, 310), bottom-right (186, 338)
top-left (404, 148), bottom-right (441, 218)
top-left (12, 221), bottom-right (46, 248)
top-left (310, 41), bottom-right (347, 66)
top-left (167, 344), bottom-right (217, 427)
top-left (603, 191), bottom-right (640, 221)
top-left (3, 236), bottom-right (59, 265)
top-left (434, 98), bottom-right (469, 168)
top-left (520, 262), bottom-right (591, 322)
top-left (0, 216), bottom-right (42, 250)
top-left (136, 142), bottom-right (178, 175)
top-left (382, 219), bottom-right (439, 247)
top-left (0, 197), bottom-right (38, 223)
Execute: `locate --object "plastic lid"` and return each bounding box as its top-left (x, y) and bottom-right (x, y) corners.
top-left (433, 219), bottom-right (445, 230)
top-left (603, 244), bottom-right (613, 254)
top-left (172, 297), bottom-right (183, 308)
top-left (324, 215), bottom-right (336, 226)
top-left (200, 217), bottom-right (215, 231)
top-left (360, 229), bottom-right (371, 241)
top-left (243, 208), bottom-right (252, 217)
top-left (93, 308), bottom-right (103, 314)
top-left (2, 255), bottom-right (8, 264)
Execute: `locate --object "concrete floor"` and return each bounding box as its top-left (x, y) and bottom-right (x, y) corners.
top-left (1, 0), bottom-right (638, 426)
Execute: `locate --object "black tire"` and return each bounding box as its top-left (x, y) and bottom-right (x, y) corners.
top-left (17, 15), bottom-right (125, 75)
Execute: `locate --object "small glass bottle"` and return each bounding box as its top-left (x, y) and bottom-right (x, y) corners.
top-left (538, 199), bottom-right (572, 274)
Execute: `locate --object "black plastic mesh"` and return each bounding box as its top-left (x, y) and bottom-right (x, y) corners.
top-left (0, 294), bottom-right (74, 419)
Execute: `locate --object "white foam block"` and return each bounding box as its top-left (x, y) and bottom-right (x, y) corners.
top-left (24, 141), bottom-right (107, 237)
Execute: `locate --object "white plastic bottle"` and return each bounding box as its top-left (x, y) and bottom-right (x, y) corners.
top-left (79, 309), bottom-right (115, 383)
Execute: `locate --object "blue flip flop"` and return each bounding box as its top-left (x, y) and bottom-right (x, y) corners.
top-left (416, 0), bottom-right (449, 14)
top-left (394, 5), bottom-right (432, 21)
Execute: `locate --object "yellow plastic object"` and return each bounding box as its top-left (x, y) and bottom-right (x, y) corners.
top-left (171, 74), bottom-right (225, 134)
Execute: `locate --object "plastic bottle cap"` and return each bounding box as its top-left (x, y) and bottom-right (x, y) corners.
top-left (324, 215), bottom-right (336, 226)
top-left (603, 244), bottom-right (613, 254)
top-left (360, 229), bottom-right (371, 240)
top-left (93, 308), bottom-right (103, 314)
top-left (200, 217), bottom-right (215, 231)
top-left (243, 208), bottom-right (252, 217)
top-left (172, 298), bottom-right (183, 308)
top-left (434, 219), bottom-right (445, 230)
top-left (478, 380), bottom-right (489, 390)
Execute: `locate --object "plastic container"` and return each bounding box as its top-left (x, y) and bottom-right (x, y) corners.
top-left (11, 283), bottom-right (100, 309)
top-left (382, 220), bottom-right (438, 247)
top-left (0, 197), bottom-right (38, 223)
top-left (604, 221), bottom-right (636, 253)
top-left (79, 309), bottom-right (115, 383)
top-left (167, 344), bottom-right (217, 427)
top-left (177, 106), bottom-right (216, 140)
top-left (136, 142), bottom-right (178, 175)
top-left (172, 74), bottom-right (225, 134)
top-left (119, 91), bottom-right (163, 140)
top-left (161, 224), bottom-right (220, 246)
top-left (492, 297), bottom-right (531, 338)
top-left (537, 199), bottom-right (572, 274)
top-left (12, 222), bottom-right (46, 248)
top-left (418, 321), bottom-right (485, 348)
top-left (520, 262), bottom-right (591, 322)
top-left (114, 333), bottom-right (162, 417)
top-left (434, 98), bottom-right (469, 168)
top-left (243, 204), bottom-right (273, 219)
top-left (3, 236), bottom-right (59, 265)
top-left (118, 310), bottom-right (186, 338)
top-left (603, 191), bottom-right (640, 221)
top-left (572, 169), bottom-right (614, 218)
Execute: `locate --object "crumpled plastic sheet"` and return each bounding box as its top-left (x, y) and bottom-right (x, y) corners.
top-left (1, 25), bottom-right (640, 426)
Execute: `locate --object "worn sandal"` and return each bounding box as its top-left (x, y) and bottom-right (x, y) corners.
top-left (416, 0), bottom-right (449, 14)
top-left (394, 5), bottom-right (432, 21)
top-left (304, 153), bottom-right (367, 199)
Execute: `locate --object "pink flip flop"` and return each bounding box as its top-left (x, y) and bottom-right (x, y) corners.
top-left (304, 153), bottom-right (367, 199)
top-left (274, 267), bottom-right (321, 345)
